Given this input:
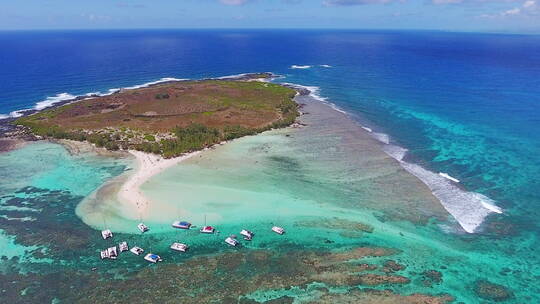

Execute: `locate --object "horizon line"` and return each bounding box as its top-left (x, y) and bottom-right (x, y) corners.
top-left (0, 27), bottom-right (538, 36)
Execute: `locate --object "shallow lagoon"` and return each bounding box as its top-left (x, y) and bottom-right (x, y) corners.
top-left (1, 95), bottom-right (536, 302)
top-left (1, 30), bottom-right (539, 303)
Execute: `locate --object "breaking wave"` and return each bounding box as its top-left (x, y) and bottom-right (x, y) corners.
top-left (290, 65), bottom-right (312, 69)
top-left (290, 82), bottom-right (502, 234)
top-left (283, 83), bottom-right (348, 115)
top-left (0, 77), bottom-right (188, 120)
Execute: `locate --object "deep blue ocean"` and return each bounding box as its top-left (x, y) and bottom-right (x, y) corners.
top-left (1, 30), bottom-right (539, 302)
top-left (1, 30), bottom-right (539, 219)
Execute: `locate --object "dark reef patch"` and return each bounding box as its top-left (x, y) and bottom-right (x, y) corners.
top-left (474, 279), bottom-right (513, 302)
top-left (296, 217), bottom-right (374, 234)
top-left (422, 270), bottom-right (443, 287)
top-left (0, 244), bottom-right (453, 303)
top-left (382, 259), bottom-right (406, 273)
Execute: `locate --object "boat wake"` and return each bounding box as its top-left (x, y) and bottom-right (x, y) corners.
top-left (288, 82), bottom-right (502, 234)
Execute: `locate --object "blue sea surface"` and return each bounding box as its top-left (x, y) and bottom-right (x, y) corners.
top-left (2, 29), bottom-right (539, 215)
top-left (1, 30), bottom-right (539, 302)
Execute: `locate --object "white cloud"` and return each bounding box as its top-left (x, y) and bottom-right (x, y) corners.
top-left (81, 13), bottom-right (111, 22)
top-left (502, 7), bottom-right (521, 15)
top-left (523, 0), bottom-right (536, 7)
top-left (219, 0), bottom-right (250, 5)
top-left (432, 0), bottom-right (526, 4)
top-left (432, 0), bottom-right (464, 4)
top-left (480, 0), bottom-right (538, 17)
top-left (323, 0), bottom-right (395, 5)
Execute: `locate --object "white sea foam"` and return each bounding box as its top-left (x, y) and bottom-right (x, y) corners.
top-left (9, 111), bottom-right (24, 118)
top-left (439, 172), bottom-right (460, 183)
top-left (382, 144), bottom-right (408, 162)
top-left (287, 81), bottom-right (502, 233)
top-left (368, 122), bottom-right (502, 233)
top-left (283, 83), bottom-right (350, 116)
top-left (1, 73), bottom-right (276, 119)
top-left (400, 161), bottom-right (500, 233)
top-left (0, 77), bottom-right (190, 119)
top-left (361, 126), bottom-right (373, 133)
top-left (320, 64), bottom-right (332, 68)
top-left (291, 65), bottom-right (312, 69)
top-left (372, 132), bottom-right (390, 144)
top-left (481, 201), bottom-right (503, 214)
top-left (2, 93), bottom-right (78, 119)
top-left (35, 93), bottom-right (77, 111)
top-left (216, 72), bottom-right (278, 83)
top-left (215, 73), bottom-right (250, 80)
top-left (123, 77), bottom-right (187, 90)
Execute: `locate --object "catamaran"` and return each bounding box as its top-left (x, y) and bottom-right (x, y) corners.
top-left (137, 223), bottom-right (149, 233)
top-left (200, 226), bottom-right (215, 234)
top-left (130, 246), bottom-right (144, 256)
top-left (172, 221), bottom-right (192, 229)
top-left (240, 229), bottom-right (254, 241)
top-left (107, 246), bottom-right (118, 259)
top-left (225, 236), bottom-right (239, 247)
top-left (272, 226), bottom-right (285, 235)
top-left (170, 242), bottom-right (189, 252)
top-left (144, 253), bottom-right (162, 263)
top-left (101, 229), bottom-right (113, 240)
top-left (119, 241), bottom-right (129, 253)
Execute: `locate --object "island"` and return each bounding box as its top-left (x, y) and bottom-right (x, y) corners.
top-left (14, 74), bottom-right (299, 158)
top-left (11, 74), bottom-right (301, 219)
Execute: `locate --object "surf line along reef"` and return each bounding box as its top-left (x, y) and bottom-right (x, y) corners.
top-left (3, 73), bottom-right (457, 303)
top-left (12, 73), bottom-right (299, 158)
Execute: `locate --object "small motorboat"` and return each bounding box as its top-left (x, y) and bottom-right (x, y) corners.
top-left (137, 223), bottom-right (149, 233)
top-left (170, 242), bottom-right (189, 252)
top-left (119, 241), bottom-right (129, 252)
top-left (101, 229), bottom-right (113, 240)
top-left (240, 229), bottom-right (254, 241)
top-left (144, 253), bottom-right (162, 263)
top-left (225, 236), bottom-right (239, 247)
top-left (200, 226), bottom-right (215, 234)
top-left (172, 221), bottom-right (192, 229)
top-left (272, 226), bottom-right (285, 235)
top-left (107, 246), bottom-right (118, 259)
top-left (130, 246), bottom-right (144, 256)
top-left (100, 250), bottom-right (109, 259)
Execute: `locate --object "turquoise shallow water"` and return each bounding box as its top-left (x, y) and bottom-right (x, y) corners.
top-left (1, 95), bottom-right (537, 302)
top-left (1, 30), bottom-right (539, 303)
top-left (0, 142), bottom-right (128, 266)
top-left (136, 96), bottom-right (539, 303)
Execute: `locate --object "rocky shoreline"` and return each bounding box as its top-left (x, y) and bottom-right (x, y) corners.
top-left (0, 72), bottom-right (282, 152)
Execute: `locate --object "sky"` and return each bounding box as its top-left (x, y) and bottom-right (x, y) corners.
top-left (0, 0), bottom-right (538, 33)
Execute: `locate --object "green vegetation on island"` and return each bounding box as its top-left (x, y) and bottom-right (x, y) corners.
top-left (15, 78), bottom-right (299, 157)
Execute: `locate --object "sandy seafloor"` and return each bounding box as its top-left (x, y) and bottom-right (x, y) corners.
top-left (0, 93), bottom-right (537, 303)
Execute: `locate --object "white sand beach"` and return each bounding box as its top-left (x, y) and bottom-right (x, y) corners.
top-left (117, 150), bottom-right (201, 219)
